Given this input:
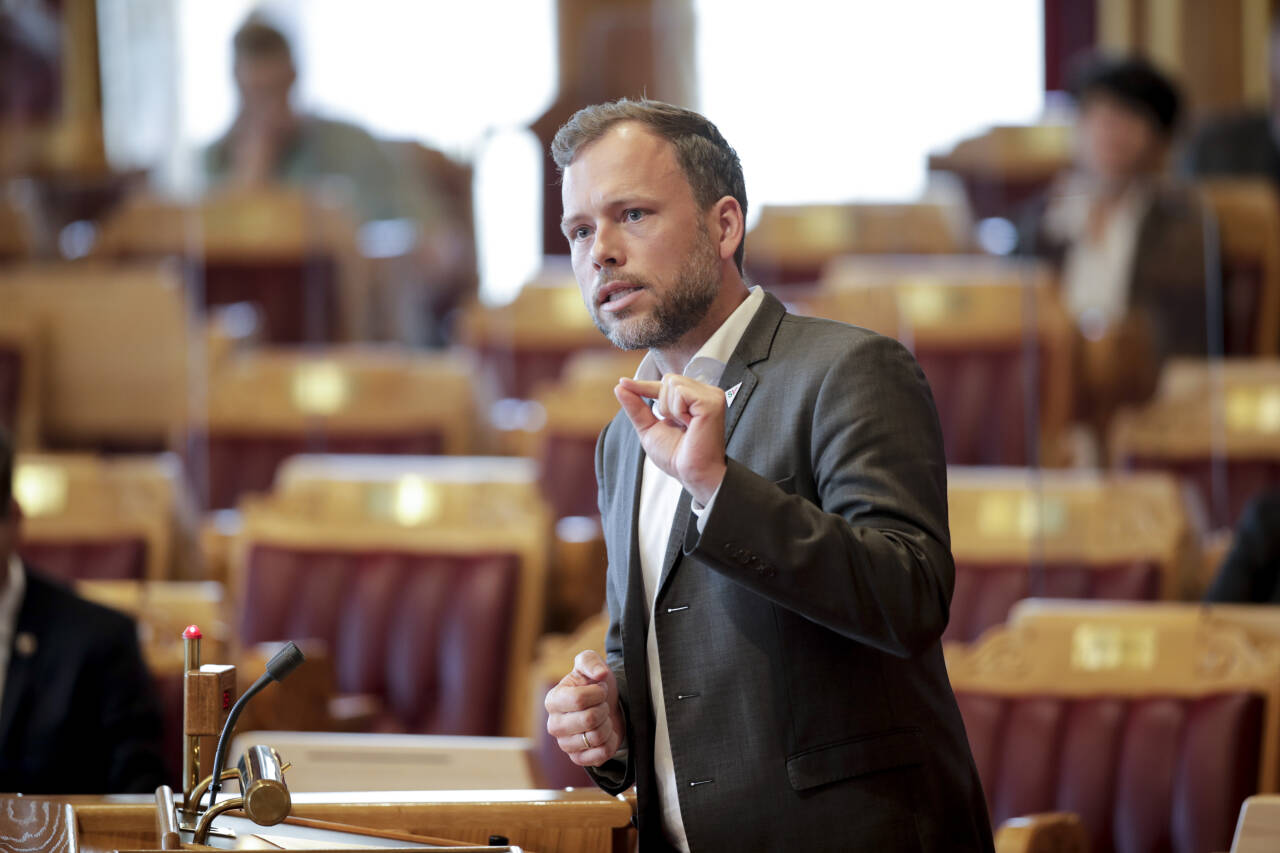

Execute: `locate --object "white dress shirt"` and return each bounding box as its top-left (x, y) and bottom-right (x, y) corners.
top-left (1043, 174), bottom-right (1152, 339)
top-left (0, 555), bottom-right (28, 706)
top-left (633, 285), bottom-right (763, 852)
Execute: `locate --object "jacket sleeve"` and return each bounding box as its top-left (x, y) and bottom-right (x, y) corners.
top-left (685, 332), bottom-right (954, 658)
top-left (584, 420), bottom-right (636, 794)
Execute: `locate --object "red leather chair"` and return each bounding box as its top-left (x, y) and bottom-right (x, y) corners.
top-left (946, 611), bottom-right (1279, 853)
top-left (230, 475), bottom-right (549, 737)
top-left (1111, 358), bottom-right (1280, 530)
top-left (456, 278), bottom-right (614, 400)
top-left (92, 189), bottom-right (366, 345)
top-left (239, 545), bottom-right (519, 735)
top-left (943, 468), bottom-right (1191, 644)
top-left (200, 347), bottom-right (475, 509)
top-left (13, 453), bottom-right (194, 582)
top-left (745, 202), bottom-right (974, 292)
top-left (806, 256), bottom-right (1075, 468)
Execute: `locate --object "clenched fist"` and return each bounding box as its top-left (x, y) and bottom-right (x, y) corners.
top-left (545, 650), bottom-right (625, 767)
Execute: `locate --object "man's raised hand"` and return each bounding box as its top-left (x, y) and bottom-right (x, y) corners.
top-left (615, 374), bottom-right (727, 505)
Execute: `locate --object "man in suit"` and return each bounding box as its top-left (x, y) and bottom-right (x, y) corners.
top-left (0, 428), bottom-right (166, 792)
top-left (543, 100), bottom-right (993, 852)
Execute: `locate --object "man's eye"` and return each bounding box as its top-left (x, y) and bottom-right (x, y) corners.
top-left (573, 226), bottom-right (591, 240)
top-left (624, 209), bottom-right (645, 222)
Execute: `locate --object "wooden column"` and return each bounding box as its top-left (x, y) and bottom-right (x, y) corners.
top-left (530, 0), bottom-right (695, 257)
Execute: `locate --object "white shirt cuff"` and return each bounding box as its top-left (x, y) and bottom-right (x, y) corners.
top-left (690, 479), bottom-right (723, 534)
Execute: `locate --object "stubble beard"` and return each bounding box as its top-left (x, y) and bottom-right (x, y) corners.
top-left (591, 225), bottom-right (721, 352)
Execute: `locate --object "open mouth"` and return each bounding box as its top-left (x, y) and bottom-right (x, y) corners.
top-left (597, 282), bottom-right (644, 312)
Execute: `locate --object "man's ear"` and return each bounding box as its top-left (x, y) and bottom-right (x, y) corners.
top-left (711, 196), bottom-right (744, 264)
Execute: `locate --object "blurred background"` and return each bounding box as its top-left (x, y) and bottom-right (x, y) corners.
top-left (7, 0), bottom-right (1280, 845)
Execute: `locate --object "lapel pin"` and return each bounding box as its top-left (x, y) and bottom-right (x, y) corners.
top-left (14, 632), bottom-right (36, 657)
top-left (725, 382), bottom-right (742, 407)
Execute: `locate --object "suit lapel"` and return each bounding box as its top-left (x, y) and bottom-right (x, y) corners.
top-left (0, 576), bottom-right (43, 747)
top-left (649, 292), bottom-right (787, 603)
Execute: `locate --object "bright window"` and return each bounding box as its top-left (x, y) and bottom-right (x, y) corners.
top-left (696, 0), bottom-right (1045, 209)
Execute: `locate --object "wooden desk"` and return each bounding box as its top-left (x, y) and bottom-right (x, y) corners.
top-left (9, 789), bottom-right (632, 853)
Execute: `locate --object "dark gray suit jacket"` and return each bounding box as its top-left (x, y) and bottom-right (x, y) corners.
top-left (588, 293), bottom-right (993, 852)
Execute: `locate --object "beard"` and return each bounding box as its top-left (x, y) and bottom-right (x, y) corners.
top-left (590, 224), bottom-right (721, 352)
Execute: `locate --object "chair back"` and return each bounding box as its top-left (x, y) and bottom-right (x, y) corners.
top-left (15, 452), bottom-right (196, 581)
top-left (231, 460), bottom-right (549, 737)
top-left (947, 612), bottom-right (1280, 853)
top-left (202, 347), bottom-right (476, 508)
top-left (944, 467), bottom-right (1193, 643)
top-left (1111, 357), bottom-right (1280, 528)
top-left (457, 275), bottom-right (611, 399)
top-left (1198, 180), bottom-right (1280, 356)
top-left (807, 256), bottom-right (1074, 466)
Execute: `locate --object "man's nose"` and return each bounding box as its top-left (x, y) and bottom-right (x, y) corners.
top-left (591, 224), bottom-right (624, 269)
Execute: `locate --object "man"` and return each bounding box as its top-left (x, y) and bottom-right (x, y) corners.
top-left (1017, 55), bottom-right (1209, 441)
top-left (0, 428), bottom-right (166, 792)
top-left (204, 15), bottom-right (435, 226)
top-left (544, 100), bottom-right (993, 852)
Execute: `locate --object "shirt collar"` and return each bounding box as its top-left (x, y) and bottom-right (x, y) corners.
top-left (635, 286), bottom-right (765, 386)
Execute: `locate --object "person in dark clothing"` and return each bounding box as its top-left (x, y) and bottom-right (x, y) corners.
top-left (0, 428), bottom-right (167, 793)
top-left (1016, 55), bottom-right (1211, 440)
top-left (1204, 489), bottom-right (1280, 604)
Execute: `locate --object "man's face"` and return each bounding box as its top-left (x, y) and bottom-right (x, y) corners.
top-left (561, 123), bottom-right (722, 351)
top-left (1076, 94), bottom-right (1163, 183)
top-left (234, 55), bottom-right (295, 127)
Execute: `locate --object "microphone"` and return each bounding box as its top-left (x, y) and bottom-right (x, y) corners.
top-left (206, 641), bottom-right (305, 808)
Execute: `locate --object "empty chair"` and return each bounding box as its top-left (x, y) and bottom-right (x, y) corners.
top-left (927, 124), bottom-right (1073, 221)
top-left (0, 263), bottom-right (191, 452)
top-left (1198, 180), bottom-right (1280, 356)
top-left (946, 611), bottom-right (1279, 853)
top-left (200, 346), bottom-right (477, 509)
top-left (15, 452), bottom-right (198, 582)
top-left (230, 458), bottom-right (549, 737)
top-left (529, 349), bottom-right (640, 519)
top-left (456, 273), bottom-right (612, 400)
top-left (1111, 358), bottom-right (1280, 529)
top-left (93, 188), bottom-right (369, 344)
top-left (745, 201), bottom-right (974, 291)
top-left (807, 256), bottom-right (1074, 467)
top-left (944, 467), bottom-right (1193, 644)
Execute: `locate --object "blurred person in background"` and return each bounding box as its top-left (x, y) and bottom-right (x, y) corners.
top-left (204, 14), bottom-right (469, 344)
top-left (1182, 17), bottom-right (1280, 187)
top-left (0, 427), bottom-right (166, 793)
top-left (1016, 55), bottom-right (1210, 446)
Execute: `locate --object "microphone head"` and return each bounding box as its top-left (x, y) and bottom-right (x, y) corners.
top-left (265, 641), bottom-right (305, 682)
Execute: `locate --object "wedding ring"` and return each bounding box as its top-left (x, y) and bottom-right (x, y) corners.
top-left (581, 731), bottom-right (592, 750)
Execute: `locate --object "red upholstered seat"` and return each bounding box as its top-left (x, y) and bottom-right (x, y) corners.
top-left (956, 691), bottom-right (1263, 853)
top-left (538, 433), bottom-right (601, 520)
top-left (916, 344), bottom-right (1050, 466)
top-left (944, 468), bottom-right (1188, 645)
top-left (197, 257), bottom-right (340, 344)
top-left (948, 609), bottom-right (1279, 853)
top-left (945, 559), bottom-right (1163, 644)
top-left (18, 539), bottom-right (149, 582)
top-left (1125, 456), bottom-right (1280, 530)
top-left (238, 545), bottom-right (519, 735)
